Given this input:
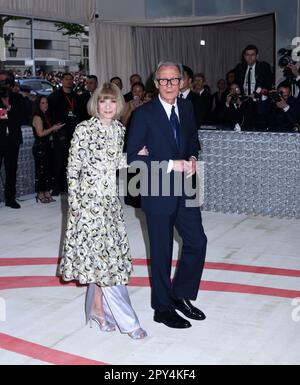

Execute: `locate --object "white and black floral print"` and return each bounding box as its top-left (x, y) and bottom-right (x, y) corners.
top-left (58, 117), bottom-right (131, 286)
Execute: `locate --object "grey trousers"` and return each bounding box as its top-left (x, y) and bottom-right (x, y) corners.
top-left (85, 284), bottom-right (141, 333)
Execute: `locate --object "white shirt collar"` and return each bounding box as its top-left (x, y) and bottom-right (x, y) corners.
top-left (158, 94), bottom-right (179, 120)
top-left (180, 89), bottom-right (191, 99)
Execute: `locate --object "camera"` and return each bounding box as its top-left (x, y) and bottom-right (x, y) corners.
top-left (278, 48), bottom-right (296, 85)
top-left (231, 94), bottom-right (239, 103)
top-left (268, 90), bottom-right (283, 103)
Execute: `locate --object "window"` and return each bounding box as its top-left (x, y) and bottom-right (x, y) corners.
top-left (146, 0), bottom-right (192, 18)
top-left (82, 45), bottom-right (89, 73)
top-left (195, 0), bottom-right (241, 16)
top-left (34, 39), bottom-right (52, 50)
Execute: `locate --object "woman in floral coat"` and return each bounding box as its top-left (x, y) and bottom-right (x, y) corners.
top-left (58, 83), bottom-right (147, 340)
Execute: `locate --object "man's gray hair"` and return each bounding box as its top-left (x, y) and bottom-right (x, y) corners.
top-left (154, 61), bottom-right (184, 80)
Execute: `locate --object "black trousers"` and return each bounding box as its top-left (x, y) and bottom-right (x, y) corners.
top-left (0, 143), bottom-right (20, 202)
top-left (32, 140), bottom-right (53, 193)
top-left (52, 137), bottom-right (69, 193)
top-left (145, 199), bottom-right (207, 312)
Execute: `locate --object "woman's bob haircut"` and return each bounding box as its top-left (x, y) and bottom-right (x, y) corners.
top-left (87, 82), bottom-right (125, 119)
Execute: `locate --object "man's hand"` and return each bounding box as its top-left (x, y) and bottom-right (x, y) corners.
top-left (138, 146), bottom-right (149, 156)
top-left (287, 63), bottom-right (300, 78)
top-left (276, 100), bottom-right (289, 110)
top-left (172, 158), bottom-right (197, 178)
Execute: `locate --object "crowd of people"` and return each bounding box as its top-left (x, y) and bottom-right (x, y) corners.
top-left (1, 44), bottom-right (300, 210)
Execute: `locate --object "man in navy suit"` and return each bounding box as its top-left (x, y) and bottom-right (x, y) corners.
top-left (127, 61), bottom-right (207, 329)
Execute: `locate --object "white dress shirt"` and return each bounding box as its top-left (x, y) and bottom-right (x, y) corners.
top-left (179, 89), bottom-right (191, 99)
top-left (243, 63), bottom-right (256, 95)
top-left (158, 95), bottom-right (196, 173)
top-left (158, 95), bottom-right (180, 173)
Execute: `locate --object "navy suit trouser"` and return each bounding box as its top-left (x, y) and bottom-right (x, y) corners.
top-left (145, 199), bottom-right (207, 312)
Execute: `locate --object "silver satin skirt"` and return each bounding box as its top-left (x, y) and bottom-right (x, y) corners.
top-left (85, 284), bottom-right (141, 333)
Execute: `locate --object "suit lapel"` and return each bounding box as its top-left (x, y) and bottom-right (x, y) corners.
top-left (177, 99), bottom-right (188, 156)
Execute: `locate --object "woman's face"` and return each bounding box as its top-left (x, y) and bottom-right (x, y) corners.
top-left (132, 85), bottom-right (144, 100)
top-left (39, 97), bottom-right (48, 113)
top-left (98, 98), bottom-right (117, 121)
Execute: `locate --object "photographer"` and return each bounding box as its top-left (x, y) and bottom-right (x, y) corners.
top-left (286, 63), bottom-right (300, 98)
top-left (221, 83), bottom-right (259, 130)
top-left (257, 82), bottom-right (300, 132)
top-left (0, 70), bottom-right (27, 209)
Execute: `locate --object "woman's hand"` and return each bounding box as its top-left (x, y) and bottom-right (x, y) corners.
top-left (138, 146), bottom-right (149, 156)
top-left (52, 123), bottom-right (65, 132)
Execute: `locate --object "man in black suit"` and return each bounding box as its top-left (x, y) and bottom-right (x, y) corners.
top-left (48, 73), bottom-right (81, 195)
top-left (127, 61), bottom-right (207, 329)
top-left (79, 75), bottom-right (98, 121)
top-left (234, 44), bottom-right (274, 96)
top-left (0, 71), bottom-right (27, 209)
top-left (179, 65), bottom-right (202, 128)
top-left (192, 73), bottom-right (212, 126)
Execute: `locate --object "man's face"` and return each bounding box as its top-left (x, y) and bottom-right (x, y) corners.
top-left (111, 78), bottom-right (122, 90)
top-left (155, 66), bottom-right (182, 104)
top-left (218, 79), bottom-right (226, 91)
top-left (244, 49), bottom-right (258, 66)
top-left (130, 75), bottom-right (142, 85)
top-left (193, 76), bottom-right (204, 92)
top-left (62, 75), bottom-right (74, 90)
top-left (278, 86), bottom-right (291, 100)
top-left (86, 78), bottom-right (98, 93)
top-left (180, 71), bottom-right (192, 92)
top-left (230, 84), bottom-right (241, 95)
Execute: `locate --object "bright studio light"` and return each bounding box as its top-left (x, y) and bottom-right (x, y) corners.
top-left (200, 40), bottom-right (206, 46)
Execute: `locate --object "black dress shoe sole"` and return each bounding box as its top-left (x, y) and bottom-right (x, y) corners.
top-left (154, 316), bottom-right (192, 329)
top-left (175, 309), bottom-right (206, 321)
top-left (5, 203), bottom-right (21, 209)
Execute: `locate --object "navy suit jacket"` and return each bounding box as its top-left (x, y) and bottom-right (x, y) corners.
top-left (127, 97), bottom-right (200, 214)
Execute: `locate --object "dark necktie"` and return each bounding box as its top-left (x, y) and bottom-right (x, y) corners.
top-left (170, 106), bottom-right (180, 148)
top-left (247, 67), bottom-right (252, 96)
top-left (180, 93), bottom-right (184, 98)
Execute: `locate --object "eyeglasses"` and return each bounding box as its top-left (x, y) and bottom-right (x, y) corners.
top-left (156, 78), bottom-right (181, 86)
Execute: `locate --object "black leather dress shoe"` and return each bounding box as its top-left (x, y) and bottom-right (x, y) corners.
top-left (173, 299), bottom-right (206, 321)
top-left (154, 310), bottom-right (191, 329)
top-left (5, 200), bottom-right (21, 209)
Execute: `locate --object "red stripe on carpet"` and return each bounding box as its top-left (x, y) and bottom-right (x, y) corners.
top-left (0, 276), bottom-right (299, 299)
top-left (0, 333), bottom-right (108, 365)
top-left (1, 258), bottom-right (300, 278)
top-left (0, 258), bottom-right (59, 266)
